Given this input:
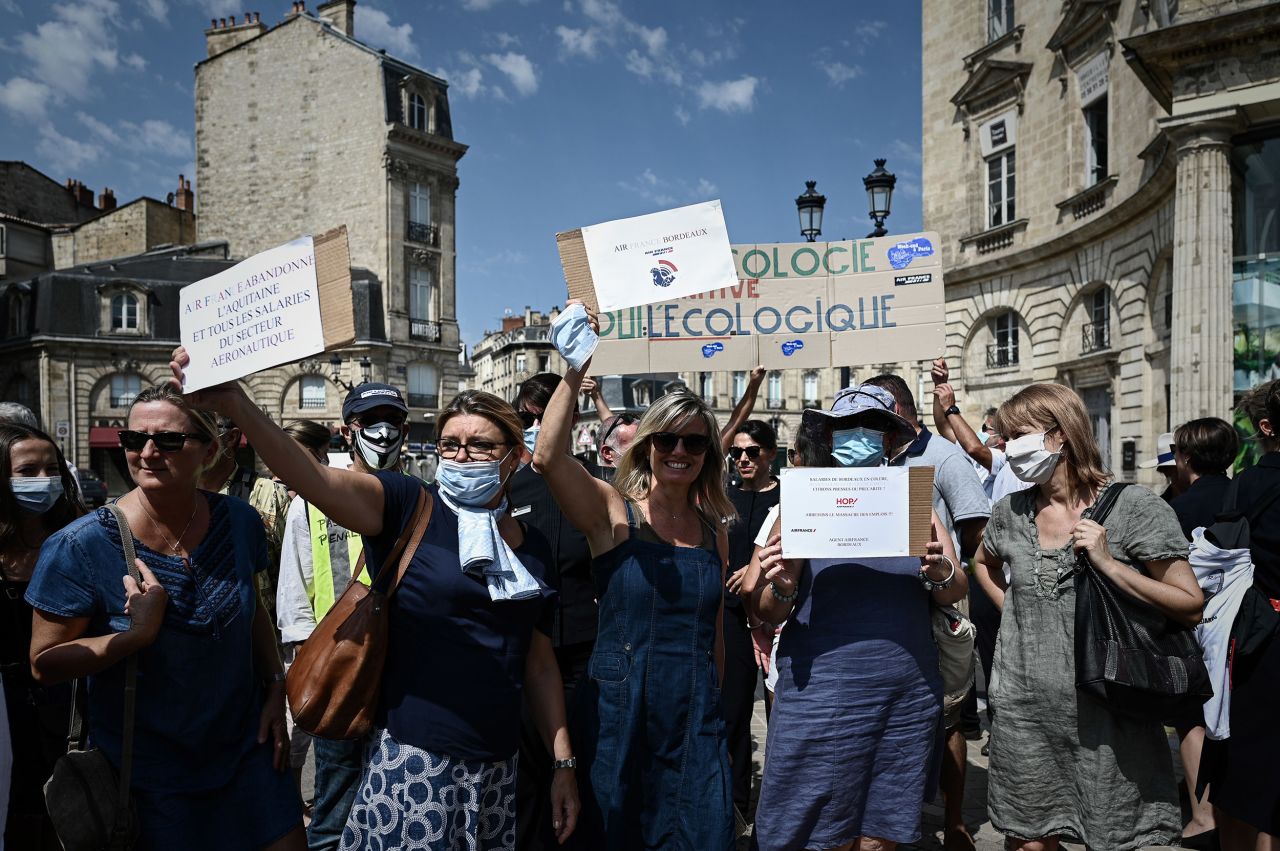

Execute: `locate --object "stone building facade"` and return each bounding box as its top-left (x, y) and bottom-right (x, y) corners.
top-left (195, 0), bottom-right (466, 444)
top-left (921, 0), bottom-right (1280, 482)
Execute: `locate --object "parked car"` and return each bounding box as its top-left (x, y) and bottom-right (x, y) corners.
top-left (77, 469), bottom-right (109, 508)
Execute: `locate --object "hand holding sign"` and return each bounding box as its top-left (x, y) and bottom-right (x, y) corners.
top-left (169, 345), bottom-right (249, 417)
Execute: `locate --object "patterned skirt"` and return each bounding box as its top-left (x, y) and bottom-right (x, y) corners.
top-left (339, 728), bottom-right (517, 851)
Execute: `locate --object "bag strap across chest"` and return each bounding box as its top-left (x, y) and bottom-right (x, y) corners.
top-left (99, 503), bottom-right (142, 814)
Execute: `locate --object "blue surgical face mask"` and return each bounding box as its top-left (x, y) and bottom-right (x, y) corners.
top-left (977, 429), bottom-right (990, 446)
top-left (831, 427), bottom-right (885, 467)
top-left (435, 449), bottom-right (515, 507)
top-left (523, 425), bottom-right (539, 455)
top-left (11, 476), bottom-right (65, 514)
top-left (549, 303), bottom-right (599, 372)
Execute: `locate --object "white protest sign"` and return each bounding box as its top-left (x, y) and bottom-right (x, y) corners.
top-left (576, 200), bottom-right (737, 312)
top-left (779, 466), bottom-right (934, 559)
top-left (179, 236), bottom-right (325, 393)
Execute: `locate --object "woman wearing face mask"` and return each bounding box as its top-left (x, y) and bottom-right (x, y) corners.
top-left (26, 386), bottom-right (306, 850)
top-left (741, 385), bottom-right (964, 851)
top-left (973, 383), bottom-right (1202, 851)
top-left (0, 423), bottom-right (85, 849)
top-left (533, 338), bottom-right (738, 849)
top-left (166, 349), bottom-right (579, 851)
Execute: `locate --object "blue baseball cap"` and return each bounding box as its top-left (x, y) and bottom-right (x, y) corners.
top-left (342, 383), bottom-right (408, 423)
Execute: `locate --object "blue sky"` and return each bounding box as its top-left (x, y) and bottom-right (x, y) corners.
top-left (0, 0), bottom-right (924, 348)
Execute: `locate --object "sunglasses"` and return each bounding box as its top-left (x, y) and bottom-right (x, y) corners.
top-left (650, 432), bottom-right (711, 455)
top-left (728, 445), bottom-right (763, 460)
top-left (118, 430), bottom-right (210, 452)
top-left (517, 410), bottom-right (540, 429)
top-left (600, 414), bottom-right (638, 447)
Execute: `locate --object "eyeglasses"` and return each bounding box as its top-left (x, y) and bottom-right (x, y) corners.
top-left (728, 445), bottom-right (763, 460)
top-left (600, 414), bottom-right (637, 447)
top-left (517, 410), bottom-right (540, 429)
top-left (118, 430), bottom-right (210, 452)
top-left (436, 438), bottom-right (510, 460)
top-left (650, 432), bottom-right (711, 455)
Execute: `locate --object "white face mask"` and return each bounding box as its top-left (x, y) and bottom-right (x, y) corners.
top-left (1005, 430), bottom-right (1061, 484)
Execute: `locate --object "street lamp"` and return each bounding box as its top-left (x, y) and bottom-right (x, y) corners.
top-left (795, 180), bottom-right (826, 243)
top-left (862, 158), bottom-right (896, 238)
top-left (328, 353), bottom-right (372, 391)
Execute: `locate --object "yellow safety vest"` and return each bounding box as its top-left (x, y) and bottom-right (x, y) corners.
top-left (307, 501), bottom-right (369, 621)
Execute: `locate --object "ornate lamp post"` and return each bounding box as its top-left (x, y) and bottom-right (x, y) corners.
top-left (795, 180), bottom-right (827, 242)
top-left (328, 353), bottom-right (372, 391)
top-left (862, 158), bottom-right (896, 238)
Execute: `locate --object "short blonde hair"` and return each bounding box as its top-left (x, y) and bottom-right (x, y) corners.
top-left (996, 383), bottom-right (1108, 494)
top-left (127, 385), bottom-right (219, 443)
top-left (613, 390), bottom-right (736, 523)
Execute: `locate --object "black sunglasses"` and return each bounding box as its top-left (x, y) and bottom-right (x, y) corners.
top-left (728, 445), bottom-right (763, 460)
top-left (517, 410), bottom-right (540, 429)
top-left (600, 414), bottom-right (638, 447)
top-left (650, 432), bottom-right (711, 455)
top-left (118, 430), bottom-right (210, 452)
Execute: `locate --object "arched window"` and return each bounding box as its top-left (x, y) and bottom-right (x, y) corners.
top-left (1082, 287), bottom-right (1111, 353)
top-left (699, 372), bottom-right (715, 404)
top-left (802, 371), bottom-right (819, 406)
top-left (110, 373), bottom-right (142, 408)
top-left (111, 294), bottom-right (139, 331)
top-left (7, 291), bottom-right (28, 336)
top-left (299, 375), bottom-right (326, 409)
top-left (988, 311), bottom-right (1019, 367)
top-left (408, 363), bottom-right (439, 408)
top-left (767, 372), bottom-right (782, 408)
top-left (408, 93), bottom-right (427, 130)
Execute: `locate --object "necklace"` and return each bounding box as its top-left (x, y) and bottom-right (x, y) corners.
top-left (137, 495), bottom-right (199, 557)
top-left (648, 496), bottom-right (685, 522)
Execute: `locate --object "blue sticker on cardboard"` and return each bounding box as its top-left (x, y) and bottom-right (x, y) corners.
top-left (701, 341), bottom-right (725, 358)
top-left (887, 237), bottom-right (935, 270)
top-left (780, 340), bottom-right (805, 357)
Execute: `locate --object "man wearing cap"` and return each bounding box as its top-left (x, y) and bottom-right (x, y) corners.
top-left (275, 383), bottom-right (407, 850)
top-left (1141, 431), bottom-right (1183, 503)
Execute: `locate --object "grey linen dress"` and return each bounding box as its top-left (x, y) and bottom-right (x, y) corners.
top-left (983, 483), bottom-right (1187, 851)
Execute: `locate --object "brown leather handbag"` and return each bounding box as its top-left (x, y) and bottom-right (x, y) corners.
top-left (286, 487), bottom-right (433, 739)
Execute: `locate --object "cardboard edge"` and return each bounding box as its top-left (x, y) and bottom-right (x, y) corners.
top-left (314, 225), bottom-right (356, 351)
top-left (908, 466), bottom-right (935, 556)
top-left (556, 229), bottom-right (599, 311)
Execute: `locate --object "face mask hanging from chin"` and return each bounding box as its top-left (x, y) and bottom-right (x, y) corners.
top-left (1005, 431), bottom-right (1062, 484)
top-left (831, 427), bottom-right (886, 468)
top-left (353, 422), bottom-right (404, 471)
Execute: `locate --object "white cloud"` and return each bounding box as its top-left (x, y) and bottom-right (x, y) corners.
top-left (820, 61), bottom-right (862, 86)
top-left (123, 53), bottom-right (147, 70)
top-left (461, 0), bottom-right (501, 9)
top-left (353, 6), bottom-right (419, 60)
top-left (0, 0), bottom-right (22, 13)
top-left (0, 77), bottom-right (52, 123)
top-left (494, 32), bottom-right (520, 48)
top-left (674, 105), bottom-right (691, 126)
top-left (77, 110), bottom-right (122, 144)
top-left (15, 0), bottom-right (123, 99)
top-left (695, 178), bottom-right (717, 197)
top-left (437, 65), bottom-right (487, 98)
top-left (855, 20), bottom-right (888, 41)
top-left (130, 118), bottom-right (192, 159)
top-left (888, 138), bottom-right (922, 166)
top-left (484, 51), bottom-right (537, 96)
top-left (618, 169), bottom-right (718, 206)
top-left (36, 123), bottom-right (99, 172)
top-left (696, 76), bottom-right (758, 113)
top-left (138, 0), bottom-right (167, 22)
top-left (555, 25), bottom-right (598, 58)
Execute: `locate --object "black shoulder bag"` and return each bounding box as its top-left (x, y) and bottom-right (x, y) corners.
top-left (1072, 482), bottom-right (1212, 722)
top-left (43, 503), bottom-right (140, 850)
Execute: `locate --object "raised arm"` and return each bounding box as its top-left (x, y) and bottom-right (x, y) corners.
top-left (935, 382), bottom-right (993, 471)
top-left (169, 349), bottom-right (386, 537)
top-left (720, 365), bottom-right (766, 453)
top-left (582, 376), bottom-right (613, 421)
top-left (930, 358), bottom-right (956, 441)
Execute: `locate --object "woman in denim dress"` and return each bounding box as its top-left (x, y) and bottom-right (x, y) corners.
top-left (535, 352), bottom-right (737, 850)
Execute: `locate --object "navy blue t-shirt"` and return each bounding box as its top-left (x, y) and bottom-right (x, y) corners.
top-left (368, 473), bottom-right (556, 761)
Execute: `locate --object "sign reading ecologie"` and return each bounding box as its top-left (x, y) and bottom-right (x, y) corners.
top-left (558, 229), bottom-right (946, 374)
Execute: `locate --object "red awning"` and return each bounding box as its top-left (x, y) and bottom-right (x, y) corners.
top-left (89, 427), bottom-right (120, 448)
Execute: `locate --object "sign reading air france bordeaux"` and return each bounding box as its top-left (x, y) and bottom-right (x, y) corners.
top-left (557, 220), bottom-right (946, 373)
top-left (780, 466), bottom-right (936, 558)
top-left (574, 200), bottom-right (737, 312)
top-left (179, 236), bottom-right (326, 392)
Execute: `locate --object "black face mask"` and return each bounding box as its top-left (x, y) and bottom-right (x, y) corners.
top-left (353, 421), bottom-right (404, 471)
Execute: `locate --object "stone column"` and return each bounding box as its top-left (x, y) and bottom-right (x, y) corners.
top-left (1159, 107), bottom-right (1242, 427)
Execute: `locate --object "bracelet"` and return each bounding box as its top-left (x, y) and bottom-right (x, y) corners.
top-left (747, 621), bottom-right (774, 632)
top-left (553, 757), bottom-right (577, 770)
top-left (769, 580), bottom-right (799, 603)
top-left (920, 556), bottom-right (957, 592)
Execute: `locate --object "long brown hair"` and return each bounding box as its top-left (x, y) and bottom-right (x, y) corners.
top-left (613, 389), bottom-right (736, 523)
top-left (0, 423), bottom-right (88, 554)
top-left (996, 383), bottom-right (1109, 496)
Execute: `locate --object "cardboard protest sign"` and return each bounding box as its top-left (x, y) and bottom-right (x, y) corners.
top-left (566, 200), bottom-right (738, 312)
top-left (779, 466), bottom-right (935, 558)
top-left (557, 231), bottom-right (945, 374)
top-left (179, 227), bottom-right (354, 392)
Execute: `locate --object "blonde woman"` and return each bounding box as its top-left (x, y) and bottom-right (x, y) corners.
top-left (534, 351), bottom-right (736, 850)
top-left (974, 383), bottom-right (1202, 851)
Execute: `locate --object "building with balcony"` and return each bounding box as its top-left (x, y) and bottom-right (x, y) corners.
top-left (923, 0), bottom-right (1280, 480)
top-left (194, 1), bottom-right (466, 440)
top-left (471, 307), bottom-right (565, 405)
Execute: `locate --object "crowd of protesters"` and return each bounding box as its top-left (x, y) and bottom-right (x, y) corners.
top-left (1, 299), bottom-right (1277, 851)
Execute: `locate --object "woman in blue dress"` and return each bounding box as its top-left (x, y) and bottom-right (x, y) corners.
top-left (744, 385), bottom-right (965, 851)
top-left (534, 345), bottom-right (737, 850)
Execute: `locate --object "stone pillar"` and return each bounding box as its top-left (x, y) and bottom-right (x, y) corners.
top-left (1159, 107), bottom-right (1242, 427)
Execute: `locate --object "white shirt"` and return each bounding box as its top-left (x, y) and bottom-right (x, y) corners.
top-left (1190, 527), bottom-right (1254, 740)
top-left (970, 447), bottom-right (1008, 502)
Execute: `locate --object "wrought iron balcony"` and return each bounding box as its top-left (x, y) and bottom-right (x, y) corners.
top-left (986, 343), bottom-right (1019, 368)
top-left (1080, 320), bottom-right (1111, 354)
top-left (766, 397), bottom-right (786, 410)
top-left (410, 319), bottom-right (441, 342)
top-left (408, 393), bottom-right (439, 408)
top-left (407, 221), bottom-right (439, 246)
top-left (110, 395), bottom-right (134, 408)
top-left (299, 398), bottom-right (326, 410)
top-left (802, 398), bottom-right (820, 409)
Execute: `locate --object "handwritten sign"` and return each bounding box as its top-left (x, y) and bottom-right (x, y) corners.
top-left (179, 236), bottom-right (325, 392)
top-left (571, 200), bottom-right (737, 312)
top-left (779, 466), bottom-right (935, 558)
top-left (558, 231), bottom-right (945, 373)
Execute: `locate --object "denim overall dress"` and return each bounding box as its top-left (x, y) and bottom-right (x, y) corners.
top-left (571, 500), bottom-right (734, 851)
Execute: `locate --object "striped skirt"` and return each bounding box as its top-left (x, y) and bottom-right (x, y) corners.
top-left (339, 728), bottom-right (517, 851)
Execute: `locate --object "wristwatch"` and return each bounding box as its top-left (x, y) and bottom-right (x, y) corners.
top-left (944, 404), bottom-right (961, 417)
top-left (553, 757), bottom-right (577, 770)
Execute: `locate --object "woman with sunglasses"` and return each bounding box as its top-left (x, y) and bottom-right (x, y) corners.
top-left (25, 386), bottom-right (306, 850)
top-left (164, 352), bottom-right (579, 851)
top-left (1, 423), bottom-right (85, 849)
top-left (534, 328), bottom-right (737, 850)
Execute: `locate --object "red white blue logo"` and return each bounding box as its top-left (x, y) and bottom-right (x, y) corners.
top-left (650, 259), bottom-right (678, 288)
